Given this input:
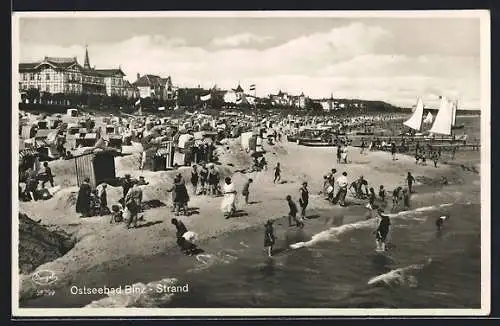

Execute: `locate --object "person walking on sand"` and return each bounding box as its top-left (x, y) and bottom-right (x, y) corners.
top-left (96, 183), bottom-right (108, 216)
top-left (391, 141), bottom-right (397, 160)
top-left (360, 138), bottom-right (366, 155)
top-left (221, 177), bottom-right (237, 219)
top-left (336, 145), bottom-right (342, 164)
top-left (41, 161), bottom-right (55, 188)
top-left (242, 178), bottom-right (253, 205)
top-left (121, 174), bottom-right (134, 204)
top-left (174, 174), bottom-right (190, 216)
top-left (341, 146), bottom-right (348, 164)
top-left (76, 177), bottom-right (92, 217)
top-left (378, 185), bottom-right (386, 203)
top-left (273, 162), bottom-right (281, 184)
top-left (406, 172), bottom-right (416, 193)
top-left (299, 182), bottom-right (309, 220)
top-left (208, 164), bottom-right (220, 196)
top-left (190, 164), bottom-right (199, 195)
top-left (264, 220), bottom-right (276, 257)
top-left (327, 169), bottom-right (337, 202)
top-left (199, 163), bottom-right (208, 195)
top-left (374, 207), bottom-right (391, 252)
top-left (432, 151), bottom-right (440, 168)
top-left (334, 172), bottom-right (349, 206)
top-left (125, 183), bottom-right (143, 228)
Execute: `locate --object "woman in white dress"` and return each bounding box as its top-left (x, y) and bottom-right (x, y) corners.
top-left (221, 177), bottom-right (237, 219)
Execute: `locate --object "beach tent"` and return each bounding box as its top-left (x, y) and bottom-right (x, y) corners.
top-left (74, 150), bottom-right (116, 189)
top-left (241, 131), bottom-right (254, 151)
top-left (66, 109), bottom-right (78, 117)
top-left (178, 134), bottom-right (194, 149)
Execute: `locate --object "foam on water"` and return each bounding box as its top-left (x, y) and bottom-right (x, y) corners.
top-left (290, 203), bottom-right (453, 249)
top-left (367, 258), bottom-right (432, 287)
top-left (84, 278), bottom-right (179, 308)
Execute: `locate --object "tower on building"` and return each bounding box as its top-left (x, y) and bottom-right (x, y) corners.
top-left (84, 45), bottom-right (91, 70)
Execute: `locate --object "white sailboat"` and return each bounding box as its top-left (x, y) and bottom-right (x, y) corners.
top-left (429, 96), bottom-right (454, 135)
top-left (403, 97), bottom-right (425, 132)
top-left (423, 111), bottom-right (434, 124)
top-left (451, 99), bottom-right (465, 130)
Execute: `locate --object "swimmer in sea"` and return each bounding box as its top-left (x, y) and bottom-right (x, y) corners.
top-left (435, 215), bottom-right (449, 231)
top-left (374, 207), bottom-right (391, 252)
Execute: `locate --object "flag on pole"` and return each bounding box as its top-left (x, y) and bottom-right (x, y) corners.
top-left (249, 84), bottom-right (256, 91)
top-left (135, 98), bottom-right (141, 106)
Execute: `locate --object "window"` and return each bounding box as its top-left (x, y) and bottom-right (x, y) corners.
top-left (46, 74), bottom-right (50, 81)
top-left (23, 74), bottom-right (27, 81)
top-left (29, 73), bottom-right (34, 80)
top-left (46, 85), bottom-right (50, 92)
top-left (37, 74), bottom-right (41, 81)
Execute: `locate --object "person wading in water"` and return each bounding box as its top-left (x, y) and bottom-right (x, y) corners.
top-left (264, 220), bottom-right (276, 257)
top-left (299, 182), bottom-right (309, 220)
top-left (406, 172), bottom-right (416, 193)
top-left (374, 207), bottom-right (391, 252)
top-left (286, 195), bottom-right (303, 228)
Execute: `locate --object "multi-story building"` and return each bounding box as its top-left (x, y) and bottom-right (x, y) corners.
top-left (133, 74), bottom-right (165, 99)
top-left (160, 76), bottom-right (177, 100)
top-left (123, 80), bottom-right (139, 99)
top-left (19, 56), bottom-right (88, 95)
top-left (95, 68), bottom-right (127, 97)
top-left (18, 46), bottom-right (127, 97)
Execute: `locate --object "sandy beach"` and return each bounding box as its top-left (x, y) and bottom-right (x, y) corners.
top-left (18, 136), bottom-right (480, 302)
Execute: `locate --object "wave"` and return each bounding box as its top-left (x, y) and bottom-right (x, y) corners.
top-left (84, 278), bottom-right (179, 308)
top-left (367, 258), bottom-right (432, 287)
top-left (289, 203), bottom-right (454, 250)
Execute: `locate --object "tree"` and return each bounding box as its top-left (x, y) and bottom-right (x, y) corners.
top-left (26, 88), bottom-right (40, 104)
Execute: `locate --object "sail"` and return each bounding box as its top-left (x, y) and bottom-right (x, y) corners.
top-left (429, 96), bottom-right (453, 135)
top-left (403, 97), bottom-right (425, 131)
top-left (451, 100), bottom-right (457, 126)
top-left (423, 111), bottom-right (434, 124)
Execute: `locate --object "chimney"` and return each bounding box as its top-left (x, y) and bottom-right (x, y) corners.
top-left (137, 73), bottom-right (140, 80)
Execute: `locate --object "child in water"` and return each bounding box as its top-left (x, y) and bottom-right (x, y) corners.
top-left (402, 189), bottom-right (410, 210)
top-left (374, 207), bottom-right (391, 252)
top-left (264, 220), bottom-right (276, 257)
top-left (378, 185), bottom-right (386, 202)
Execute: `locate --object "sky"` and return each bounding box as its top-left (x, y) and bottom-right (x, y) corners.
top-left (16, 14), bottom-right (483, 109)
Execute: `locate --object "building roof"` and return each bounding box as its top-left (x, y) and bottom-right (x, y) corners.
top-left (233, 84), bottom-right (244, 93)
top-left (19, 57), bottom-right (82, 72)
top-left (133, 74), bottom-right (164, 87)
top-left (94, 68), bottom-right (126, 77)
top-left (160, 76), bottom-right (172, 86)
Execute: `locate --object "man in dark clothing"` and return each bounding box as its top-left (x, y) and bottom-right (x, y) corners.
top-left (374, 208), bottom-right (391, 251)
top-left (391, 142), bottom-right (397, 160)
top-left (76, 178), bottom-right (92, 217)
top-left (41, 161), bottom-right (55, 188)
top-left (299, 182), bottom-right (309, 219)
top-left (242, 178), bottom-right (253, 205)
top-left (121, 174), bottom-right (134, 202)
top-left (406, 172), bottom-right (416, 193)
top-left (171, 218), bottom-right (188, 239)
